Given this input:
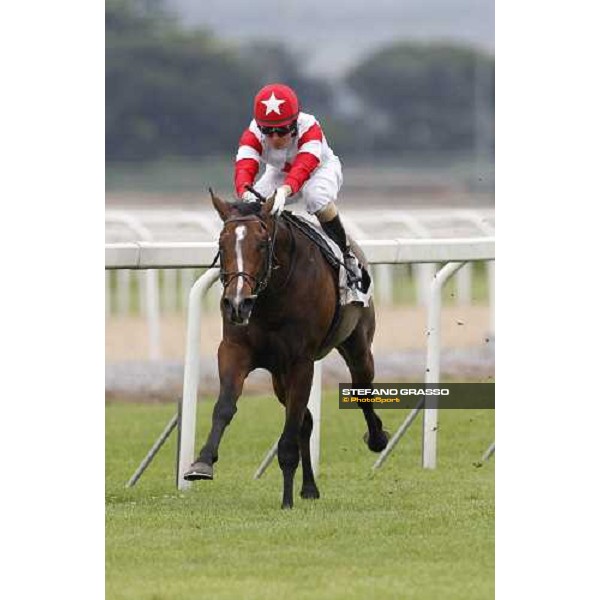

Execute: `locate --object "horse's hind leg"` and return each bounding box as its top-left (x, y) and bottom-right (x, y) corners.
top-left (337, 317), bottom-right (389, 453)
top-left (272, 373), bottom-right (320, 501)
top-left (299, 409), bottom-right (320, 499)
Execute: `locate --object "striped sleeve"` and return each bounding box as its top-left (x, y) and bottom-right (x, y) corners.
top-left (296, 122), bottom-right (323, 161)
top-left (284, 123), bottom-right (323, 193)
top-left (234, 125), bottom-right (263, 197)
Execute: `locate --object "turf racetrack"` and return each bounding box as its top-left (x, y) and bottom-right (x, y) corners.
top-left (106, 392), bottom-right (494, 599)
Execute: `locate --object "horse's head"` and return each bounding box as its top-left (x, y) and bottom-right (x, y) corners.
top-left (210, 189), bottom-right (276, 326)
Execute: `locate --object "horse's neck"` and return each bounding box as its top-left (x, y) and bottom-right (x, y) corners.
top-left (269, 220), bottom-right (297, 292)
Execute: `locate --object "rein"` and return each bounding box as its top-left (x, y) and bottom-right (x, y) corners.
top-left (245, 182), bottom-right (354, 277)
top-left (218, 213), bottom-right (281, 296)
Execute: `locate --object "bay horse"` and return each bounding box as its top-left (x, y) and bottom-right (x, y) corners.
top-left (184, 190), bottom-right (389, 508)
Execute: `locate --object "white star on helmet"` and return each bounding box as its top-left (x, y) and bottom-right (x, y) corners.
top-left (261, 92), bottom-right (286, 115)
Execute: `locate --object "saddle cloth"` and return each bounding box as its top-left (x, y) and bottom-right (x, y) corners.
top-left (281, 212), bottom-right (373, 307)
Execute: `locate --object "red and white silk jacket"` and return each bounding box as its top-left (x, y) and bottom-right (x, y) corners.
top-left (234, 112), bottom-right (337, 198)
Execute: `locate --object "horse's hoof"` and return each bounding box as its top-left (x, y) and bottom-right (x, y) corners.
top-left (281, 502), bottom-right (293, 510)
top-left (300, 485), bottom-right (321, 500)
top-left (363, 430), bottom-right (390, 453)
top-left (183, 462), bottom-right (214, 481)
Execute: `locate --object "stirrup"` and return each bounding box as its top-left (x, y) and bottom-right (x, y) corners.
top-left (346, 268), bottom-right (362, 285)
top-left (344, 253), bottom-right (362, 286)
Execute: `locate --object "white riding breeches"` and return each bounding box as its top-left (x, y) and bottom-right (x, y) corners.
top-left (252, 157), bottom-right (343, 215)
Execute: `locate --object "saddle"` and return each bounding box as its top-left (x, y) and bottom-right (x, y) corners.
top-left (281, 211), bottom-right (372, 307)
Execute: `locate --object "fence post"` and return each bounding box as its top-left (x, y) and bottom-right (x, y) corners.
top-left (456, 262), bottom-right (473, 306)
top-left (487, 261), bottom-right (495, 338)
top-left (117, 270), bottom-right (130, 315)
top-left (422, 261), bottom-right (466, 469)
top-left (105, 271), bottom-right (112, 316)
top-left (374, 264), bottom-right (394, 305)
top-left (308, 360), bottom-right (322, 477)
top-left (372, 260), bottom-right (467, 471)
top-left (177, 268), bottom-right (221, 490)
top-left (161, 269), bottom-right (178, 313)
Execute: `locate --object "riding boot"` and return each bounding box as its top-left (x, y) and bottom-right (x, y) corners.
top-left (321, 215), bottom-right (362, 286)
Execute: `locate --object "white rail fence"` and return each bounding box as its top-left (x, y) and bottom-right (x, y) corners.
top-left (105, 237), bottom-right (495, 489)
top-left (106, 210), bottom-right (495, 359)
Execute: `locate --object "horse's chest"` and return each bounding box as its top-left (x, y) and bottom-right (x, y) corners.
top-left (246, 321), bottom-right (312, 366)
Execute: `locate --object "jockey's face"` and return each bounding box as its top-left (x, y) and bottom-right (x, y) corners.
top-left (265, 131), bottom-right (293, 150)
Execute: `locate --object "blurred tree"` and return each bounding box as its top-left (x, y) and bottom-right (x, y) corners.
top-left (106, 3), bottom-right (494, 162)
top-left (106, 0), bottom-right (261, 160)
top-left (240, 42), bottom-right (334, 115)
top-left (106, 0), bottom-right (169, 37)
top-left (345, 43), bottom-right (494, 155)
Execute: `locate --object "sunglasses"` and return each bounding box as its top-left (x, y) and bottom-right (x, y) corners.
top-left (259, 124), bottom-right (296, 137)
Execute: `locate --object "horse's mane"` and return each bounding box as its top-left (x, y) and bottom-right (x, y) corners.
top-left (228, 201), bottom-right (263, 216)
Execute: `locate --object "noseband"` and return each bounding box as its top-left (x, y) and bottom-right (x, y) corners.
top-left (217, 214), bottom-right (279, 296)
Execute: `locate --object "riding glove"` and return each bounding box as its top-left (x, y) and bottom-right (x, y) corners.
top-left (271, 185), bottom-right (292, 216)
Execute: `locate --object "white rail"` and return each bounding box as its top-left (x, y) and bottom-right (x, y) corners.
top-left (105, 207), bottom-right (494, 313)
top-left (105, 214), bottom-right (161, 359)
top-left (105, 237), bottom-right (494, 269)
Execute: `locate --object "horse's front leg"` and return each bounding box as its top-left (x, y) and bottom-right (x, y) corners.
top-left (184, 341), bottom-right (251, 481)
top-left (277, 360), bottom-right (314, 509)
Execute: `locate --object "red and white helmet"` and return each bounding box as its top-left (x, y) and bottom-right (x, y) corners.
top-left (253, 83), bottom-right (300, 127)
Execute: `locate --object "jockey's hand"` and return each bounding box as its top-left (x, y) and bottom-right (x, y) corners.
top-left (241, 190), bottom-right (255, 202)
top-left (271, 185), bottom-right (292, 216)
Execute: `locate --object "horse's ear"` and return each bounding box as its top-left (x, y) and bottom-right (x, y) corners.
top-left (209, 187), bottom-right (232, 222)
top-left (261, 194), bottom-right (275, 218)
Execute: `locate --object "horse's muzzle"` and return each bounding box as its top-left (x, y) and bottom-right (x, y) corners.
top-left (222, 295), bottom-right (257, 326)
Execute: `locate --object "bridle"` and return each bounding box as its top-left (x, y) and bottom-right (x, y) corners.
top-left (216, 213), bottom-right (280, 297)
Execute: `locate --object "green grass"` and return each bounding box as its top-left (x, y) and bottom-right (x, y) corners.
top-left (106, 393), bottom-right (494, 600)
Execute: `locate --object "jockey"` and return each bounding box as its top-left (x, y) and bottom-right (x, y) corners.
top-left (234, 82), bottom-right (362, 285)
